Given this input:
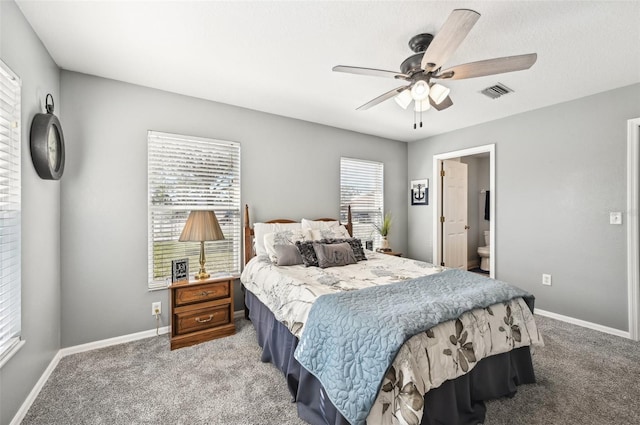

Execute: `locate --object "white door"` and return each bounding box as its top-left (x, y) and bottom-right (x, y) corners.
top-left (441, 160), bottom-right (468, 269)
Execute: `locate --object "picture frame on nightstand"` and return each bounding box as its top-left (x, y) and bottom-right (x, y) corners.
top-left (172, 258), bottom-right (189, 282)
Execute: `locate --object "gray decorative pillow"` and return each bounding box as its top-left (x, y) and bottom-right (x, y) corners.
top-left (322, 238), bottom-right (367, 262)
top-left (296, 240), bottom-right (319, 267)
top-left (274, 244), bottom-right (303, 266)
top-left (264, 229), bottom-right (312, 263)
top-left (313, 242), bottom-right (357, 269)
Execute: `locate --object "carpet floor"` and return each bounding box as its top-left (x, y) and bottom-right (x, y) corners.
top-left (22, 315), bottom-right (640, 425)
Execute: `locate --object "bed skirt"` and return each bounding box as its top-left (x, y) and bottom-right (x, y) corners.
top-left (245, 289), bottom-right (536, 425)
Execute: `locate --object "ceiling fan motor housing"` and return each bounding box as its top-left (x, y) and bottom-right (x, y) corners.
top-left (400, 53), bottom-right (426, 75)
top-left (401, 33), bottom-right (434, 75)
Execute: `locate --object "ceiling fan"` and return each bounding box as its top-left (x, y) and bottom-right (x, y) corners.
top-left (333, 9), bottom-right (537, 128)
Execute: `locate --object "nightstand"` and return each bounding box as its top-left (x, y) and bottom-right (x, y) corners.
top-left (380, 250), bottom-right (403, 257)
top-left (169, 276), bottom-right (235, 350)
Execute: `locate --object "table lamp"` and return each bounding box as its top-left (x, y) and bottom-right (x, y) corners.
top-left (179, 210), bottom-right (225, 280)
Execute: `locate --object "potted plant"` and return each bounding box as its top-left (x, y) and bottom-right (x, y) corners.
top-left (373, 213), bottom-right (392, 250)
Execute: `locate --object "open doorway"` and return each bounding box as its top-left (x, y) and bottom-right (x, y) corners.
top-left (432, 144), bottom-right (495, 278)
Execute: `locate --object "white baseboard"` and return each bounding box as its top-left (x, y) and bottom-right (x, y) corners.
top-left (61, 311), bottom-right (245, 357)
top-left (60, 326), bottom-right (170, 357)
top-left (10, 350), bottom-right (62, 425)
top-left (535, 308), bottom-right (630, 339)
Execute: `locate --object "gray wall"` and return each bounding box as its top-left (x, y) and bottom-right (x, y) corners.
top-left (0, 2), bottom-right (61, 424)
top-left (59, 71), bottom-right (407, 347)
top-left (408, 83), bottom-right (640, 331)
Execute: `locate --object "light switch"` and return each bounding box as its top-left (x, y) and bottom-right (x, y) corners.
top-left (610, 212), bottom-right (622, 225)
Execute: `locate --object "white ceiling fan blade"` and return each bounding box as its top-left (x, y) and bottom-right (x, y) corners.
top-left (433, 53), bottom-right (538, 80)
top-left (333, 65), bottom-right (409, 80)
top-left (356, 86), bottom-right (408, 110)
top-left (421, 9), bottom-right (481, 72)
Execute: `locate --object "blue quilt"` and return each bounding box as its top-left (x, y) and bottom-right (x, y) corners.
top-left (293, 269), bottom-right (533, 425)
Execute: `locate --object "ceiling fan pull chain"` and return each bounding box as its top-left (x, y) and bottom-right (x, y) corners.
top-left (420, 108), bottom-right (423, 128)
top-left (413, 108), bottom-right (417, 129)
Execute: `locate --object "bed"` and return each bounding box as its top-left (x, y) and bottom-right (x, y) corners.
top-left (240, 205), bottom-right (542, 425)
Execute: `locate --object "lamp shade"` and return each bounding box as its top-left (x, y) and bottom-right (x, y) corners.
top-left (410, 81), bottom-right (430, 101)
top-left (429, 83), bottom-right (450, 105)
top-left (179, 210), bottom-right (225, 242)
top-left (394, 90), bottom-right (413, 109)
top-left (414, 99), bottom-right (431, 112)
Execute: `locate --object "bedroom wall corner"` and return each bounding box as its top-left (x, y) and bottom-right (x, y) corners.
top-left (0, 1), bottom-right (62, 424)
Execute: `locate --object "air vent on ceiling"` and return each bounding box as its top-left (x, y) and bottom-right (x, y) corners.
top-left (480, 83), bottom-right (513, 99)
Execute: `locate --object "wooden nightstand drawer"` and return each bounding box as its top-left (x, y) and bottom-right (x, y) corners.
top-left (169, 276), bottom-right (235, 350)
top-left (174, 303), bottom-right (231, 335)
top-left (174, 280), bottom-right (230, 306)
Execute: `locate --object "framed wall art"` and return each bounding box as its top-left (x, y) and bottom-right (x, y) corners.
top-left (410, 179), bottom-right (428, 205)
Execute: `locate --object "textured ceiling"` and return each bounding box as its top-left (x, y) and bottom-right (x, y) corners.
top-left (16, 0), bottom-right (640, 142)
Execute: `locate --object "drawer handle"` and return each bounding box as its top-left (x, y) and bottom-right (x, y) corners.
top-left (200, 291), bottom-right (213, 297)
top-left (195, 315), bottom-right (214, 323)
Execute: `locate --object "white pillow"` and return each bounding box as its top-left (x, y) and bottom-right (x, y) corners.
top-left (311, 225), bottom-right (351, 240)
top-left (264, 228), bottom-right (312, 263)
top-left (301, 218), bottom-right (340, 230)
top-left (254, 222), bottom-right (302, 256)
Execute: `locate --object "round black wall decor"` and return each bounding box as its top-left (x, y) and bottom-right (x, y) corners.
top-left (30, 93), bottom-right (65, 180)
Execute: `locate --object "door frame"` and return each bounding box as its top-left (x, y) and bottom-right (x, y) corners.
top-left (627, 117), bottom-right (640, 340)
top-left (433, 144), bottom-right (495, 278)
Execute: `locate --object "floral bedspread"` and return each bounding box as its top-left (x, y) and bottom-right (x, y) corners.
top-left (240, 252), bottom-right (543, 425)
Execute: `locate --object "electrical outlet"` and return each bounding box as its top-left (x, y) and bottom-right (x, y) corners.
top-left (151, 301), bottom-right (161, 316)
top-left (610, 212), bottom-right (622, 225)
top-left (542, 274), bottom-right (552, 286)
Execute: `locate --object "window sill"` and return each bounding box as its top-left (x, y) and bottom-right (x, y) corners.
top-left (148, 282), bottom-right (170, 292)
top-left (0, 338), bottom-right (26, 369)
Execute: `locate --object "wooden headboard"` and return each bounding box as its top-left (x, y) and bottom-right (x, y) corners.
top-left (243, 204), bottom-right (352, 265)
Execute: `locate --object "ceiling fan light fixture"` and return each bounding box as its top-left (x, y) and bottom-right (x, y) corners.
top-left (414, 99), bottom-right (431, 112)
top-left (410, 81), bottom-right (430, 101)
top-left (394, 90), bottom-right (413, 109)
top-left (429, 83), bottom-right (450, 105)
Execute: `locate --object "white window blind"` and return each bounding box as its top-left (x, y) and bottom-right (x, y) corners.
top-left (148, 131), bottom-right (241, 289)
top-left (0, 60), bottom-right (21, 362)
top-left (340, 157), bottom-right (384, 246)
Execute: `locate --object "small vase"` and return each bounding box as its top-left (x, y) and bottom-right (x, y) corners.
top-left (380, 236), bottom-right (390, 250)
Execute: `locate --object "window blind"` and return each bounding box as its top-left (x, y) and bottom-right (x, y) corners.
top-left (340, 157), bottom-right (384, 246)
top-left (148, 131), bottom-right (241, 289)
top-left (0, 60), bottom-right (21, 362)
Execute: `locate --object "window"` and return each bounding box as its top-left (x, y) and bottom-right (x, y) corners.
top-left (340, 157), bottom-right (384, 245)
top-left (0, 60), bottom-right (22, 363)
top-left (148, 131), bottom-right (241, 290)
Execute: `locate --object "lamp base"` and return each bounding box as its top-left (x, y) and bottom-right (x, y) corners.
top-left (195, 270), bottom-right (210, 280)
top-left (195, 240), bottom-right (210, 279)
